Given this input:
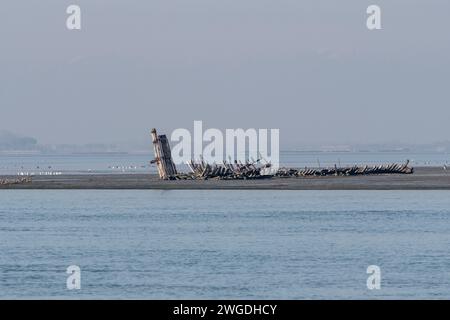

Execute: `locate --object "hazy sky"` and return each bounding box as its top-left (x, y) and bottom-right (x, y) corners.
top-left (1, 0), bottom-right (449, 148)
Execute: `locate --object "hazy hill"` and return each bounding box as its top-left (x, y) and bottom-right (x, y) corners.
top-left (0, 130), bottom-right (38, 150)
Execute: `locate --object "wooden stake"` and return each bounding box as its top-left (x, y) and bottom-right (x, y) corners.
top-left (151, 128), bottom-right (177, 180)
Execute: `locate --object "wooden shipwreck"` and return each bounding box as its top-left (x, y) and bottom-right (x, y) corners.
top-left (150, 128), bottom-right (177, 180)
top-left (276, 160), bottom-right (413, 177)
top-left (0, 177), bottom-right (32, 185)
top-left (181, 158), bottom-right (273, 180)
top-left (150, 128), bottom-right (414, 180)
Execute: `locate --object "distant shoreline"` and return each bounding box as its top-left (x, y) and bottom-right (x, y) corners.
top-left (1, 167), bottom-right (449, 190)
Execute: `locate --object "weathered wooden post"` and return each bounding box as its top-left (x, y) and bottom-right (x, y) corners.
top-left (151, 128), bottom-right (177, 180)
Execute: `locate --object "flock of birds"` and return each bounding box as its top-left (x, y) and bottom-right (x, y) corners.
top-left (10, 164), bottom-right (149, 176)
top-left (17, 172), bottom-right (63, 176)
top-left (14, 165), bottom-right (62, 176)
top-left (1, 160), bottom-right (449, 177)
top-left (108, 165), bottom-right (147, 171)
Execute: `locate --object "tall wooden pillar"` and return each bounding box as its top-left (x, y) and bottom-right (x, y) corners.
top-left (151, 128), bottom-right (177, 180)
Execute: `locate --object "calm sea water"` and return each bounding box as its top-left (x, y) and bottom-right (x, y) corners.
top-left (1, 190), bottom-right (450, 299)
top-left (0, 151), bottom-right (449, 175)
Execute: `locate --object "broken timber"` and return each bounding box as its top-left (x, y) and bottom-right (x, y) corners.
top-left (150, 128), bottom-right (177, 180)
top-left (182, 158), bottom-right (273, 180)
top-left (0, 177), bottom-right (32, 185)
top-left (276, 160), bottom-right (413, 177)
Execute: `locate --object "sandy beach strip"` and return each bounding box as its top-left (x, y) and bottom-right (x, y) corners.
top-left (1, 167), bottom-right (449, 190)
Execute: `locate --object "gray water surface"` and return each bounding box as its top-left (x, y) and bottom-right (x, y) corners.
top-left (1, 190), bottom-right (450, 299)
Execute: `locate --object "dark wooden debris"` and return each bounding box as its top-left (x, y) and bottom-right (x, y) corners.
top-left (174, 157), bottom-right (273, 180)
top-left (276, 160), bottom-right (413, 177)
top-left (0, 177), bottom-right (32, 185)
top-left (168, 159), bottom-right (413, 180)
top-left (150, 129), bottom-right (414, 180)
